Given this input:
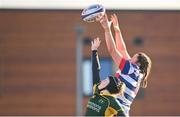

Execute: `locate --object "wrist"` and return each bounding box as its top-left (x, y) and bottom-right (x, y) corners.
top-left (92, 50), bottom-right (98, 52)
top-left (114, 26), bottom-right (120, 32)
top-left (91, 47), bottom-right (98, 51)
top-left (114, 29), bottom-right (120, 33)
top-left (104, 27), bottom-right (111, 32)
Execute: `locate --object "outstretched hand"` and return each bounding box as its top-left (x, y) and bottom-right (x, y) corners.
top-left (111, 14), bottom-right (120, 31)
top-left (91, 37), bottom-right (101, 51)
top-left (99, 13), bottom-right (112, 31)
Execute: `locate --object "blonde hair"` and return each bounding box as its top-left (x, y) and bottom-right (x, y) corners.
top-left (137, 52), bottom-right (152, 88)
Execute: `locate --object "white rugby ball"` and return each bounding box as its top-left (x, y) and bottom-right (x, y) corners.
top-left (81, 4), bottom-right (105, 22)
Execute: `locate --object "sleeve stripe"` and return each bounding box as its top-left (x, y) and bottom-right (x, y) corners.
top-left (119, 58), bottom-right (126, 71)
top-left (116, 72), bottom-right (120, 78)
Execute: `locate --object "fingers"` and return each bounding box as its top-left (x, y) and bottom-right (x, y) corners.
top-left (110, 16), bottom-right (114, 23)
top-left (99, 18), bottom-right (104, 24)
top-left (100, 13), bottom-right (108, 22)
top-left (110, 13), bottom-right (120, 31)
top-left (101, 13), bottom-right (117, 23)
top-left (111, 14), bottom-right (117, 19)
top-left (95, 14), bottom-right (101, 22)
top-left (104, 13), bottom-right (108, 19)
top-left (92, 37), bottom-right (101, 45)
top-left (113, 13), bottom-right (118, 22)
top-left (95, 38), bottom-right (101, 45)
top-left (94, 37), bottom-right (101, 44)
top-left (91, 40), bottom-right (94, 46)
top-left (91, 37), bottom-right (101, 50)
top-left (113, 13), bottom-right (116, 17)
top-left (111, 14), bottom-right (117, 22)
top-left (96, 12), bottom-right (104, 22)
top-left (99, 14), bottom-right (106, 23)
top-left (110, 15), bottom-right (116, 27)
top-left (111, 14), bottom-right (114, 20)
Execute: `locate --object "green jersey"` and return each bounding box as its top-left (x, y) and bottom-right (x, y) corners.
top-left (85, 50), bottom-right (125, 116)
top-left (85, 84), bottom-right (125, 116)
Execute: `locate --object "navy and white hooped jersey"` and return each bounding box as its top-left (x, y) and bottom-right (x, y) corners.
top-left (115, 58), bottom-right (143, 115)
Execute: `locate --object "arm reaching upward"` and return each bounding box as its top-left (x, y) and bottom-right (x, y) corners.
top-left (91, 38), bottom-right (101, 85)
top-left (100, 14), bottom-right (124, 67)
top-left (111, 14), bottom-right (131, 59)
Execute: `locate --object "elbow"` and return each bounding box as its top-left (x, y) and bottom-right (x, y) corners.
top-left (109, 48), bottom-right (114, 55)
top-left (108, 47), bottom-right (116, 55)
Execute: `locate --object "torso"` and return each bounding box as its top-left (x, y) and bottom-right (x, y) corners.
top-left (115, 60), bottom-right (143, 115)
top-left (85, 94), bottom-right (109, 116)
top-left (85, 90), bottom-right (124, 116)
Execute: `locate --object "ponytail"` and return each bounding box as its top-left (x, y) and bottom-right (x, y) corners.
top-left (137, 53), bottom-right (152, 88)
top-left (141, 73), bottom-right (148, 88)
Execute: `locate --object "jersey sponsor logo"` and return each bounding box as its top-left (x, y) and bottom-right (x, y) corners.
top-left (98, 99), bottom-right (104, 104)
top-left (87, 101), bottom-right (102, 112)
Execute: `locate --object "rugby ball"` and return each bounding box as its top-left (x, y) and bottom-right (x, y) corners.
top-left (81, 4), bottom-right (105, 22)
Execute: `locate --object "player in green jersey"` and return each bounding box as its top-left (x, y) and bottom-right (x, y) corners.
top-left (85, 37), bottom-right (126, 116)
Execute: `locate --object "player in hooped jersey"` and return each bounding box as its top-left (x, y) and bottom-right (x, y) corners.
top-left (98, 14), bottom-right (152, 116)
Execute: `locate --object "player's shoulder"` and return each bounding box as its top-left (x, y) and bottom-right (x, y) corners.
top-left (121, 59), bottom-right (140, 74)
top-left (104, 95), bottom-right (122, 109)
top-left (102, 95), bottom-right (117, 102)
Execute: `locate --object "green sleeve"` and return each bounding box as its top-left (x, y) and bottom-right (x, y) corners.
top-left (92, 50), bottom-right (101, 85)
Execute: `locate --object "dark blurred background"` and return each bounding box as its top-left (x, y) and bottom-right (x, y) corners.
top-left (0, 9), bottom-right (180, 115)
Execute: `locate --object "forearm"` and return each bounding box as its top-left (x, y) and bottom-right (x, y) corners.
top-left (92, 50), bottom-right (101, 85)
top-left (104, 28), bottom-right (117, 54)
top-left (115, 30), bottom-right (127, 52)
top-left (115, 30), bottom-right (131, 59)
top-left (104, 28), bottom-right (124, 66)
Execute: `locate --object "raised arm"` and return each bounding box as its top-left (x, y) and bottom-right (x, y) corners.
top-left (91, 38), bottom-right (101, 85)
top-left (99, 14), bottom-right (124, 67)
top-left (111, 14), bottom-right (131, 59)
